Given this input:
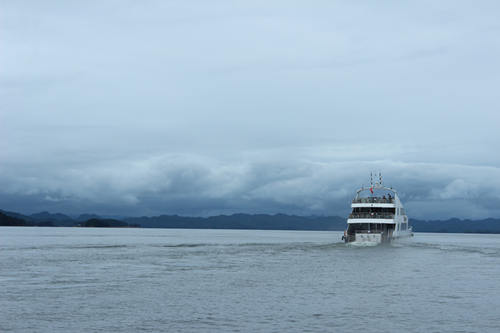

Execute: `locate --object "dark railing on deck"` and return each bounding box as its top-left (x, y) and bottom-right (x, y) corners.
top-left (349, 213), bottom-right (395, 219)
top-left (352, 197), bottom-right (394, 204)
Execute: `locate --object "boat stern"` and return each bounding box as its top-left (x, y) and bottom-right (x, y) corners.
top-left (345, 231), bottom-right (384, 246)
top-left (355, 232), bottom-right (382, 243)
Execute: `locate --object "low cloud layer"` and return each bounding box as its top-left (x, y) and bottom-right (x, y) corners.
top-left (1, 150), bottom-right (499, 219)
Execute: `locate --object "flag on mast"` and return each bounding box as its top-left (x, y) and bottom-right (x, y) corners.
top-left (370, 172), bottom-right (374, 193)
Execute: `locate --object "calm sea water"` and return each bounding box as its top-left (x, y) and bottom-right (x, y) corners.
top-left (1, 227), bottom-right (499, 333)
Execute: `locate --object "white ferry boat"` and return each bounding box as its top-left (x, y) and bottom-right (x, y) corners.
top-left (343, 173), bottom-right (413, 245)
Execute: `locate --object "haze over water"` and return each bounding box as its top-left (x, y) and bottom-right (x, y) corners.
top-left (1, 227), bottom-right (499, 332)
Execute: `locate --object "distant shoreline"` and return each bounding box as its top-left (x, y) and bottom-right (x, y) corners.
top-left (2, 209), bottom-right (500, 234)
top-left (2, 225), bottom-right (500, 235)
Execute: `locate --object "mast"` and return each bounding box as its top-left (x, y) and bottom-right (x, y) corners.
top-left (370, 172), bottom-right (373, 197)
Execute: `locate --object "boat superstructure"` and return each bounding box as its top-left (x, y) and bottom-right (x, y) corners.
top-left (343, 173), bottom-right (412, 245)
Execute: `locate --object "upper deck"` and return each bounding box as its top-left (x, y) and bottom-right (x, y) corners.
top-left (351, 196), bottom-right (395, 208)
top-left (346, 174), bottom-right (409, 227)
top-left (352, 197), bottom-right (394, 204)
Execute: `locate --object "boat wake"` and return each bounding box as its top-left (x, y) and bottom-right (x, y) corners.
top-left (405, 241), bottom-right (500, 257)
top-left (347, 241), bottom-right (380, 247)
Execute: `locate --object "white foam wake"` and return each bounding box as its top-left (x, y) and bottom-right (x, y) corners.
top-left (347, 241), bottom-right (380, 247)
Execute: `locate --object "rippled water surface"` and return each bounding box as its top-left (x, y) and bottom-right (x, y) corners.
top-left (1, 227), bottom-right (500, 332)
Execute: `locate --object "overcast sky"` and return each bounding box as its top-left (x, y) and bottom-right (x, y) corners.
top-left (1, 1), bottom-right (499, 219)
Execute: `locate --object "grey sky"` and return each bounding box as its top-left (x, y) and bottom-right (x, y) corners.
top-left (1, 1), bottom-right (499, 218)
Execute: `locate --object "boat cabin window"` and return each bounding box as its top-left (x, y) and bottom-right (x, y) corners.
top-left (353, 196), bottom-right (394, 203)
top-left (347, 223), bottom-right (395, 236)
top-left (352, 207), bottom-right (395, 214)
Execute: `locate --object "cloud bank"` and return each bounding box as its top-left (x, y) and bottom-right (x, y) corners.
top-left (1, 150), bottom-right (500, 219)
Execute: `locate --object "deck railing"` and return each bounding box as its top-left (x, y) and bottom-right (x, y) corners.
top-left (352, 197), bottom-right (394, 204)
top-left (349, 213), bottom-right (395, 219)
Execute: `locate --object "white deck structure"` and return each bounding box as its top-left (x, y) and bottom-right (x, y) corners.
top-left (343, 174), bottom-right (413, 245)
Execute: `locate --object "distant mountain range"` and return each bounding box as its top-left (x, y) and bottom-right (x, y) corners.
top-left (1, 209), bottom-right (500, 233)
top-left (0, 210), bottom-right (136, 228)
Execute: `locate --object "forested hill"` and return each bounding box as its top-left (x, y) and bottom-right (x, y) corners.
top-left (124, 214), bottom-right (346, 231)
top-left (124, 215), bottom-right (500, 233)
top-left (410, 218), bottom-right (500, 234)
top-left (1, 209), bottom-right (500, 233)
top-left (0, 210), bottom-right (138, 228)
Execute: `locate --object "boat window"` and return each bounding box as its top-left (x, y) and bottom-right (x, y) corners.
top-left (352, 207), bottom-right (395, 213)
top-left (352, 196), bottom-right (395, 204)
top-left (350, 207), bottom-right (396, 219)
